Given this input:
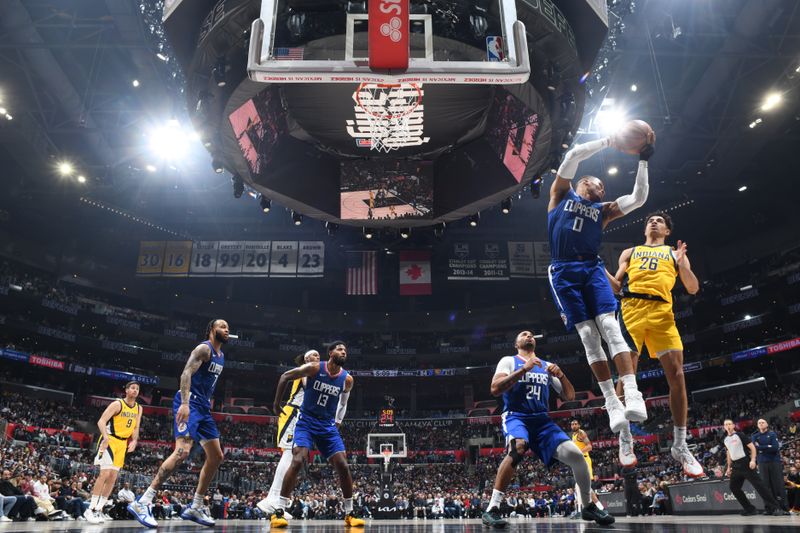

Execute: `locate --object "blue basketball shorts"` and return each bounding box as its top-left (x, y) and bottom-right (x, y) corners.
top-left (501, 412), bottom-right (570, 466)
top-left (293, 411), bottom-right (346, 460)
top-left (172, 394), bottom-right (220, 443)
top-left (547, 259), bottom-right (617, 330)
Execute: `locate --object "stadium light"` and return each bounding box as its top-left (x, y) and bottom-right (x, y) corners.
top-left (0, 107), bottom-right (6, 114)
top-left (77, 175), bottom-right (87, 184)
top-left (738, 186), bottom-right (747, 192)
top-left (500, 197), bottom-right (512, 214)
top-left (744, 314), bottom-right (752, 320)
top-left (132, 79), bottom-right (140, 87)
top-left (259, 196), bottom-right (271, 213)
top-left (148, 121), bottom-right (191, 161)
top-left (363, 227), bottom-right (374, 239)
top-left (468, 213), bottom-right (480, 227)
top-left (594, 98), bottom-right (626, 135)
top-left (212, 158), bottom-right (224, 174)
top-left (213, 57), bottom-right (227, 87)
top-left (608, 166), bottom-right (619, 176)
top-left (57, 161), bottom-right (74, 176)
top-left (292, 211), bottom-right (303, 226)
top-left (400, 228), bottom-right (410, 239)
top-left (145, 164), bottom-right (157, 173)
top-left (630, 84), bottom-right (638, 92)
top-left (760, 92), bottom-right (782, 111)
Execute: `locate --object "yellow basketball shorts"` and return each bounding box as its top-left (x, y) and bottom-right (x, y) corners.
top-left (94, 436), bottom-right (127, 470)
top-left (277, 405), bottom-right (300, 450)
top-left (621, 298), bottom-right (683, 358)
top-left (584, 454), bottom-right (593, 478)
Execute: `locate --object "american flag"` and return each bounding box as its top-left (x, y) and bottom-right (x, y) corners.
top-left (274, 47), bottom-right (304, 60)
top-left (346, 251), bottom-right (377, 295)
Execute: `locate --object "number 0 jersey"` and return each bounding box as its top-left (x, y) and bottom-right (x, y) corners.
top-left (548, 189), bottom-right (604, 261)
top-left (301, 361), bottom-right (348, 421)
top-left (624, 245), bottom-right (678, 304)
top-left (494, 356), bottom-right (556, 417)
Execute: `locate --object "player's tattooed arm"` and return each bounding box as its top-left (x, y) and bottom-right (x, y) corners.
top-left (491, 357), bottom-right (539, 396)
top-left (273, 362), bottom-right (320, 415)
top-left (180, 343), bottom-right (212, 405)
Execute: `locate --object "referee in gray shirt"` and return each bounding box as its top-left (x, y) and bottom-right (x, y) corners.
top-left (723, 419), bottom-right (787, 516)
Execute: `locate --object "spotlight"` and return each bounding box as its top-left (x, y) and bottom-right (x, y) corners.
top-left (4, 114), bottom-right (11, 121)
top-left (325, 221), bottom-right (339, 236)
top-left (594, 98), bottom-right (626, 135)
top-left (57, 161), bottom-right (74, 176)
top-left (399, 228), bottom-right (410, 239)
top-left (77, 175), bottom-right (87, 184)
top-left (292, 211), bottom-right (303, 226)
top-left (0, 107), bottom-right (6, 114)
top-left (608, 166), bottom-right (618, 176)
top-left (212, 158), bottom-right (224, 174)
top-left (748, 118), bottom-right (762, 129)
top-left (500, 197), bottom-right (512, 214)
top-left (761, 92), bottom-right (782, 111)
top-left (149, 121), bottom-right (190, 161)
top-left (156, 52), bottom-right (168, 61)
top-left (468, 213), bottom-right (480, 227)
top-left (132, 79), bottom-right (140, 87)
top-left (363, 227), bottom-right (374, 239)
top-left (145, 164), bottom-right (157, 173)
top-left (231, 174), bottom-right (244, 198)
top-left (433, 222), bottom-right (445, 238)
top-left (630, 84), bottom-right (638, 92)
top-left (738, 186), bottom-right (747, 192)
top-left (213, 57), bottom-right (227, 87)
top-left (259, 196), bottom-right (271, 213)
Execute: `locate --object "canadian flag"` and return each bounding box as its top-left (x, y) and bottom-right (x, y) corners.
top-left (399, 250), bottom-right (431, 295)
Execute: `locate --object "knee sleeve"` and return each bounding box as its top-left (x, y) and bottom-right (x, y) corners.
top-left (575, 320), bottom-right (607, 365)
top-left (508, 439), bottom-right (528, 467)
top-left (595, 312), bottom-right (630, 358)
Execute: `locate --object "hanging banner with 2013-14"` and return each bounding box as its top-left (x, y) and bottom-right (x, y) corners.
top-left (135, 240), bottom-right (324, 278)
top-left (446, 241), bottom-right (631, 280)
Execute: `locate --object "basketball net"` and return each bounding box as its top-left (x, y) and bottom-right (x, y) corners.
top-left (355, 82), bottom-right (423, 153)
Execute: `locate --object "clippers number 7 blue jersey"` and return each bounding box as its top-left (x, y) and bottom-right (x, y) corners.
top-left (498, 356), bottom-right (553, 417)
top-left (174, 340), bottom-right (224, 412)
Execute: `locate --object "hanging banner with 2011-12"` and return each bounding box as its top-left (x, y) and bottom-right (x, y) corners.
top-left (136, 241), bottom-right (324, 278)
top-left (446, 241), bottom-right (631, 280)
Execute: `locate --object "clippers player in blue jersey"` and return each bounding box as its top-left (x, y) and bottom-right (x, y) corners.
top-left (482, 331), bottom-right (613, 528)
top-left (128, 319), bottom-right (228, 528)
top-left (547, 135), bottom-right (654, 465)
top-left (268, 341), bottom-right (365, 528)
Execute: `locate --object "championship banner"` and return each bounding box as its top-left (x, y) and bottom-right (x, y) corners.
top-left (532, 241), bottom-right (551, 277)
top-left (215, 241), bottom-right (246, 275)
top-left (399, 251), bottom-right (432, 295)
top-left (241, 241), bottom-right (271, 277)
top-left (136, 241), bottom-right (166, 276)
top-left (508, 241), bottom-right (535, 278)
top-left (447, 241), bottom-right (509, 280)
top-left (190, 241), bottom-right (219, 276)
top-left (298, 241), bottom-right (325, 277)
top-left (270, 241), bottom-right (299, 277)
top-left (162, 240), bottom-right (193, 277)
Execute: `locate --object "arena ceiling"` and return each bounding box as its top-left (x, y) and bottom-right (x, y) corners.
top-left (0, 0), bottom-right (799, 251)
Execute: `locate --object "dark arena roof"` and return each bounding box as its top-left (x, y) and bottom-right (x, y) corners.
top-left (0, 0), bottom-right (800, 529)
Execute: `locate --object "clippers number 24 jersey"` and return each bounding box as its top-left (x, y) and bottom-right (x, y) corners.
top-left (496, 356), bottom-right (554, 417)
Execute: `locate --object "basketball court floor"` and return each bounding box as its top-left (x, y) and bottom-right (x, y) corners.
top-left (2, 516), bottom-right (798, 532)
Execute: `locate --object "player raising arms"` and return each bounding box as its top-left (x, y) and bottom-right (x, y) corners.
top-left (128, 319), bottom-right (228, 528)
top-left (269, 341), bottom-right (364, 528)
top-left (606, 212), bottom-right (704, 476)
top-left (482, 330), bottom-right (613, 528)
top-left (547, 132), bottom-right (654, 465)
top-left (85, 381), bottom-right (142, 523)
top-left (257, 349), bottom-right (320, 516)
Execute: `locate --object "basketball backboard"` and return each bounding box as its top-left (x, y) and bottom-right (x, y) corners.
top-left (248, 0), bottom-right (529, 84)
top-left (367, 433), bottom-right (407, 459)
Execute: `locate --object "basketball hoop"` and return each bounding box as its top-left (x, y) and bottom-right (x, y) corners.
top-left (354, 82), bottom-right (423, 153)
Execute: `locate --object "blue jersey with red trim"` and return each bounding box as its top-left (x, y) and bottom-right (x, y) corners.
top-left (301, 361), bottom-right (348, 421)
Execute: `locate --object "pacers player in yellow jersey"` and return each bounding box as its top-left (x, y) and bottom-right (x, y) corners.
top-left (257, 350), bottom-right (320, 516)
top-left (607, 212), bottom-right (703, 477)
top-left (569, 419), bottom-right (605, 518)
top-left (85, 381), bottom-right (142, 523)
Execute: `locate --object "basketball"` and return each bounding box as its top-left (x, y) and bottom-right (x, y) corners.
top-left (613, 120), bottom-right (656, 155)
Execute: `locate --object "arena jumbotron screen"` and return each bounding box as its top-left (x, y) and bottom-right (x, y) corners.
top-left (340, 160), bottom-right (433, 221)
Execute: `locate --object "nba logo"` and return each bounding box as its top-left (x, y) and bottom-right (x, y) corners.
top-left (486, 36), bottom-right (504, 62)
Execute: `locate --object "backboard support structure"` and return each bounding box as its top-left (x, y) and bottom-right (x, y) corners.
top-left (248, 0), bottom-right (530, 84)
